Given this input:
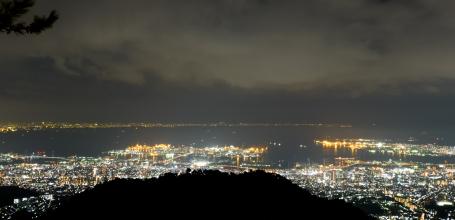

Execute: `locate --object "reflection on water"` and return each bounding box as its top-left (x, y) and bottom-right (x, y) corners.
top-left (317, 138), bottom-right (455, 165)
top-left (1, 126), bottom-right (455, 167)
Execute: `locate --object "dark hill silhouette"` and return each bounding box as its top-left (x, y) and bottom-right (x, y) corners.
top-left (39, 170), bottom-right (374, 220)
top-left (0, 186), bottom-right (38, 207)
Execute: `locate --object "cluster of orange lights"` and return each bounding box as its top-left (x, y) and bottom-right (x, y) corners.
top-left (126, 144), bottom-right (171, 153)
top-left (0, 127), bottom-right (17, 133)
top-left (123, 144), bottom-right (267, 158)
top-left (244, 146), bottom-right (268, 154)
top-left (316, 140), bottom-right (366, 150)
top-left (220, 145), bottom-right (268, 154)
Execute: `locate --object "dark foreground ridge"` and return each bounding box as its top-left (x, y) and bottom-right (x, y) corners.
top-left (39, 170), bottom-right (374, 219)
top-left (0, 186), bottom-right (38, 207)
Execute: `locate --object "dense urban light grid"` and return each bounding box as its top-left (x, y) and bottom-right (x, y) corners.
top-left (2, 0), bottom-right (455, 219)
top-left (1, 137), bottom-right (454, 219)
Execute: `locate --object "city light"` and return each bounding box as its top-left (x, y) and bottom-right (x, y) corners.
top-left (1, 139), bottom-right (454, 219)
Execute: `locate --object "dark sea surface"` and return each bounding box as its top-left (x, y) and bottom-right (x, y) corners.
top-left (1, 126), bottom-right (455, 167)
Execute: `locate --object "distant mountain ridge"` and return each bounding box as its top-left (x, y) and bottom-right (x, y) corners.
top-left (38, 170), bottom-right (374, 219)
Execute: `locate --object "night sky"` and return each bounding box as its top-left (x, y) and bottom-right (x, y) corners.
top-left (1, 0), bottom-right (455, 127)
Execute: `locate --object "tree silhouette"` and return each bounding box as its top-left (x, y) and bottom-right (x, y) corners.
top-left (0, 0), bottom-right (58, 35)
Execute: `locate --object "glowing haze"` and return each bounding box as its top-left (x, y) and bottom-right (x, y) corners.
top-left (1, 0), bottom-right (455, 126)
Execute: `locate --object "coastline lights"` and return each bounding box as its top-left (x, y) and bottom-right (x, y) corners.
top-left (126, 144), bottom-right (171, 153)
top-left (315, 139), bottom-right (366, 150)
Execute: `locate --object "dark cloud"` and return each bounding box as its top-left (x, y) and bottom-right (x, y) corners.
top-left (1, 0), bottom-right (455, 125)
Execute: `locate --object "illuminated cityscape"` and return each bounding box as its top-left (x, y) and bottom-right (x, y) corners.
top-left (315, 139), bottom-right (455, 157)
top-left (3, 0), bottom-right (455, 219)
top-left (0, 122), bottom-right (351, 134)
top-left (1, 138), bottom-right (454, 219)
